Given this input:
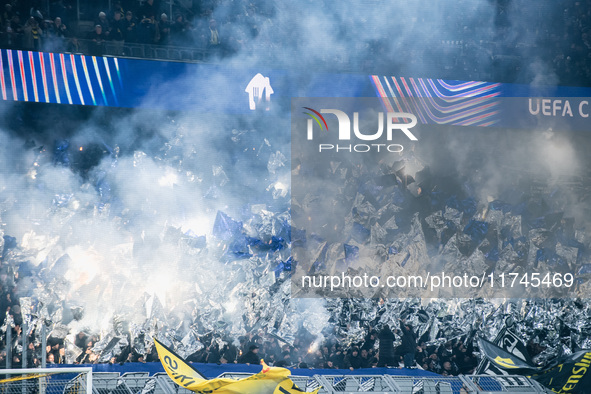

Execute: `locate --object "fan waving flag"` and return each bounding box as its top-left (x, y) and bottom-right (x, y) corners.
top-left (153, 338), bottom-right (320, 394)
top-left (478, 338), bottom-right (538, 375)
top-left (479, 338), bottom-right (591, 394)
top-left (476, 324), bottom-right (535, 376)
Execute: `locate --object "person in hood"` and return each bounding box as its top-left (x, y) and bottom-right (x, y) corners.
top-left (399, 319), bottom-right (417, 368)
top-left (378, 324), bottom-right (395, 367)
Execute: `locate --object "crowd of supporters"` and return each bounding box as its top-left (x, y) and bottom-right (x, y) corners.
top-left (0, 295), bottom-right (548, 375)
top-left (0, 0), bottom-right (584, 376)
top-left (0, 0), bottom-right (252, 58)
top-left (0, 177), bottom-right (554, 375)
top-left (0, 233), bottom-right (486, 375)
top-left (190, 323), bottom-right (481, 376)
top-left (0, 246), bottom-right (547, 377)
top-left (0, 1), bottom-right (589, 84)
top-left (0, 309), bottom-right (481, 375)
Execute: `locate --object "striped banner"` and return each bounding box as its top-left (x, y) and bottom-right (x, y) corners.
top-left (371, 75), bottom-right (502, 127)
top-left (0, 49), bottom-right (122, 107)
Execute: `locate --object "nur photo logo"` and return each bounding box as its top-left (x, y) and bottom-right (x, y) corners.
top-left (302, 106), bottom-right (418, 153)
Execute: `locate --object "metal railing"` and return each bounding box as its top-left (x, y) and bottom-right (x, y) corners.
top-left (1, 367), bottom-right (93, 394)
top-left (91, 39), bottom-right (210, 62)
top-left (43, 370), bottom-right (551, 394)
top-left (0, 31), bottom-right (520, 75)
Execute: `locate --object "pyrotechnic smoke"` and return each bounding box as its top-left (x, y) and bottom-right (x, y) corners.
top-left (0, 0), bottom-right (588, 363)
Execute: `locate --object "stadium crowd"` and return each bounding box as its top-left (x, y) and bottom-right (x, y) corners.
top-left (0, 302), bottom-right (484, 375)
top-left (0, 261), bottom-right (549, 377)
top-left (0, 233), bottom-right (487, 375)
top-left (0, 1), bottom-right (588, 84)
top-left (0, 0), bottom-right (262, 58)
top-left (0, 0), bottom-right (585, 378)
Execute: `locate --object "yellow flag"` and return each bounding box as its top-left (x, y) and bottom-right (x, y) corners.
top-left (153, 338), bottom-right (320, 394)
top-left (272, 378), bottom-right (321, 394)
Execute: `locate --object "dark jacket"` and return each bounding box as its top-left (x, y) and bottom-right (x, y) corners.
top-left (345, 353), bottom-right (363, 369)
top-left (399, 321), bottom-right (417, 354)
top-left (239, 350), bottom-right (260, 365)
top-left (361, 331), bottom-right (377, 351)
top-left (378, 326), bottom-right (395, 363)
